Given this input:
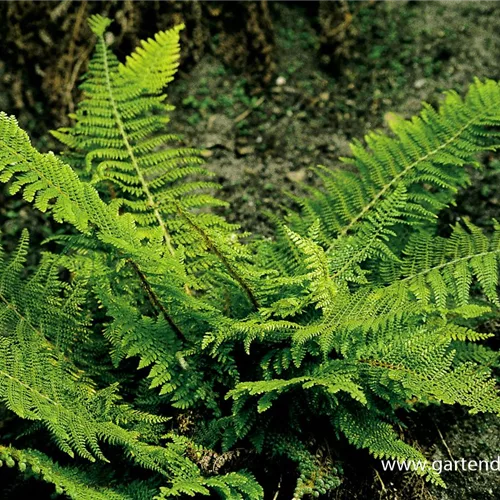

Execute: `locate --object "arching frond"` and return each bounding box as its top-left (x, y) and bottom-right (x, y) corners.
top-left (286, 79), bottom-right (500, 248)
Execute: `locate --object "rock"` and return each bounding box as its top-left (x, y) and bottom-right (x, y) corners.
top-left (201, 114), bottom-right (235, 150)
top-left (237, 146), bottom-right (255, 156)
top-left (414, 78), bottom-right (426, 89)
top-left (286, 169), bottom-right (307, 183)
top-left (207, 114), bottom-right (233, 133)
top-left (275, 76), bottom-right (287, 86)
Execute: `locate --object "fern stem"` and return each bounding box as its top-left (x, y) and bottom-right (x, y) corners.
top-left (358, 358), bottom-right (411, 372)
top-left (98, 35), bottom-right (176, 257)
top-left (400, 248), bottom-right (500, 283)
top-left (127, 259), bottom-right (188, 343)
top-left (179, 207), bottom-right (260, 309)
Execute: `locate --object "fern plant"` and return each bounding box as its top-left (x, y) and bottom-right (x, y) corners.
top-left (0, 14), bottom-right (500, 499)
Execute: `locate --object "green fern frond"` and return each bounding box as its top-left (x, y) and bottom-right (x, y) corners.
top-left (0, 446), bottom-right (131, 500)
top-left (87, 13), bottom-right (112, 37)
top-left (156, 471), bottom-right (263, 500)
top-left (120, 21), bottom-right (185, 93)
top-left (52, 16), bottom-right (251, 296)
top-left (357, 326), bottom-right (500, 414)
top-left (334, 406), bottom-right (444, 485)
top-left (228, 360), bottom-right (366, 414)
top-left (286, 79), bottom-right (500, 248)
top-left (394, 220), bottom-right (500, 306)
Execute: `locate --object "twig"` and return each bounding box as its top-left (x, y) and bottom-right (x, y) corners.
top-left (234, 96), bottom-right (265, 124)
top-left (434, 423), bottom-right (454, 462)
top-left (179, 208), bottom-right (260, 310)
top-left (128, 259), bottom-right (188, 343)
top-left (434, 422), bottom-right (465, 478)
top-left (373, 467), bottom-right (387, 499)
top-left (272, 476), bottom-right (282, 500)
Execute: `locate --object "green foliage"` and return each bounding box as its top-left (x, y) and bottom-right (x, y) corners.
top-left (1, 13), bottom-right (500, 499)
top-left (181, 76), bottom-right (263, 129)
top-left (52, 15), bottom-right (245, 292)
top-left (0, 445), bottom-right (132, 500)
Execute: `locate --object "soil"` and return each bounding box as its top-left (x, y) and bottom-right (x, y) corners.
top-left (1, 1), bottom-right (500, 499)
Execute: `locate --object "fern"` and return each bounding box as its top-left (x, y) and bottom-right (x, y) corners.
top-left (203, 77), bottom-right (500, 494)
top-left (0, 228), bottom-right (257, 496)
top-left (0, 445), bottom-right (134, 500)
top-left (391, 219), bottom-right (500, 306)
top-left (1, 14), bottom-right (500, 499)
top-left (286, 78), bottom-right (500, 247)
top-left (52, 15), bottom-right (257, 303)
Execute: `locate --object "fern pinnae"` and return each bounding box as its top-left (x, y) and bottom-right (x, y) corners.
top-left (391, 221), bottom-right (500, 306)
top-left (0, 445), bottom-right (133, 500)
top-left (92, 17), bottom-right (176, 256)
top-left (286, 79), bottom-right (500, 252)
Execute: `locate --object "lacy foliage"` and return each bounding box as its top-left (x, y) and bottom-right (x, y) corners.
top-left (0, 14), bottom-right (499, 499)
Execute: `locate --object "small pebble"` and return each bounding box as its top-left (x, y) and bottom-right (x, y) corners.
top-left (275, 76), bottom-right (287, 86)
top-left (414, 79), bottom-right (426, 89)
